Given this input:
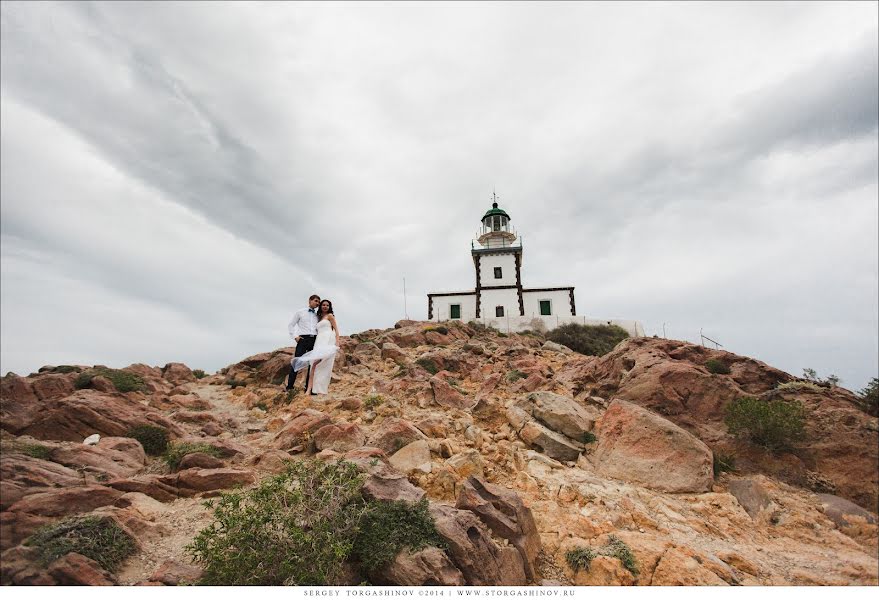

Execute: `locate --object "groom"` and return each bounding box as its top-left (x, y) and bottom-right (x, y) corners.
top-left (285, 294), bottom-right (321, 391)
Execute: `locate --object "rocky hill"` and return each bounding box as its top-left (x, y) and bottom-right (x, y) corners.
top-left (1, 320), bottom-right (877, 585)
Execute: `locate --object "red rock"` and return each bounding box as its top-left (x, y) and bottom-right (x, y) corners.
top-left (416, 415), bottom-right (448, 438)
top-left (6, 485), bottom-right (123, 517)
top-left (162, 363), bottom-right (196, 384)
top-left (47, 552), bottom-right (117, 585)
top-left (368, 418), bottom-right (426, 454)
top-left (274, 409), bottom-right (333, 450)
top-left (176, 468), bottom-right (255, 493)
top-left (373, 546), bottom-right (466, 585)
top-left (0, 375), bottom-right (40, 432)
top-left (149, 560), bottom-right (204, 585)
top-left (313, 423), bottom-right (366, 453)
top-left (1, 544), bottom-right (55, 584)
top-left (48, 442), bottom-right (143, 479)
top-left (593, 399), bottom-right (713, 493)
top-left (0, 511), bottom-right (52, 552)
top-left (30, 374), bottom-right (76, 401)
top-left (107, 475), bottom-right (179, 503)
top-left (178, 452), bottom-right (225, 470)
top-left (430, 376), bottom-right (477, 410)
top-left (89, 375), bottom-right (116, 393)
top-left (477, 373), bottom-right (502, 398)
top-left (0, 454), bottom-right (84, 509)
top-left (124, 364), bottom-right (163, 378)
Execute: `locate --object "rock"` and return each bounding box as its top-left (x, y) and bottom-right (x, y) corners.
top-left (477, 372), bottom-right (502, 398)
top-left (99, 436), bottom-right (147, 465)
top-left (572, 555), bottom-right (636, 586)
top-left (446, 450), bottom-right (485, 479)
top-left (516, 391), bottom-right (598, 441)
top-left (430, 376), bottom-right (477, 410)
top-left (429, 503), bottom-right (527, 585)
top-left (513, 373), bottom-right (548, 393)
top-left (0, 454), bottom-right (85, 509)
top-left (389, 440), bottom-right (432, 474)
top-left (48, 442), bottom-right (144, 479)
top-left (149, 560), bottom-right (204, 585)
top-left (592, 399), bottom-right (713, 493)
top-left (728, 478), bottom-right (772, 519)
top-left (313, 423), bottom-right (366, 453)
top-left (107, 474), bottom-right (179, 503)
top-left (178, 452), bottom-right (225, 470)
top-left (274, 409), bottom-right (333, 450)
top-left (83, 433), bottom-right (101, 445)
top-left (368, 418), bottom-right (426, 454)
top-left (455, 477), bottom-right (541, 582)
top-left (343, 447), bottom-right (388, 460)
top-left (89, 375), bottom-right (116, 393)
top-left (113, 492), bottom-right (171, 520)
top-left (7, 485), bottom-right (124, 517)
top-left (175, 468), bottom-right (255, 493)
top-left (817, 493), bottom-right (878, 528)
top-left (381, 343), bottom-right (408, 364)
top-left (30, 374), bottom-right (76, 401)
top-left (0, 544), bottom-right (55, 584)
top-left (47, 552), bottom-right (117, 585)
top-left (0, 511), bottom-right (53, 552)
top-left (162, 363), bottom-right (196, 385)
top-left (361, 463), bottom-right (426, 503)
top-left (519, 420), bottom-right (584, 462)
top-left (373, 546), bottom-right (466, 585)
top-left (542, 341), bottom-right (573, 355)
top-left (340, 398), bottom-right (363, 411)
top-left (416, 415), bottom-right (448, 438)
top-left (651, 547), bottom-right (729, 585)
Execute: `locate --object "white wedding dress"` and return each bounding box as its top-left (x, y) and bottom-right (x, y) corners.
top-left (291, 319), bottom-right (338, 394)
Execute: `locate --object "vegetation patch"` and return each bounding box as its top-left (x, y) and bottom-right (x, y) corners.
top-left (424, 326), bottom-right (449, 335)
top-left (74, 367), bottom-right (145, 393)
top-left (581, 431), bottom-right (597, 444)
top-left (546, 323), bottom-right (629, 357)
top-left (506, 369), bottom-right (526, 383)
top-left (125, 424), bottom-right (170, 456)
top-left (225, 378), bottom-right (246, 388)
top-left (415, 357), bottom-right (439, 375)
top-left (1, 441), bottom-right (53, 460)
top-left (705, 359), bottom-right (731, 375)
top-left (775, 381), bottom-right (823, 393)
top-left (352, 498), bottom-right (445, 573)
top-left (53, 365), bottom-right (82, 374)
top-left (192, 369), bottom-right (207, 379)
top-left (26, 515), bottom-right (137, 572)
top-left (164, 442), bottom-right (223, 471)
top-left (857, 377), bottom-right (878, 417)
top-left (364, 394), bottom-right (384, 410)
top-left (712, 452), bottom-right (737, 476)
top-left (725, 396), bottom-right (805, 451)
top-left (565, 535), bottom-right (638, 576)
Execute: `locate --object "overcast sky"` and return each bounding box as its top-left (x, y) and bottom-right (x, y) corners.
top-left (1, 1), bottom-right (877, 390)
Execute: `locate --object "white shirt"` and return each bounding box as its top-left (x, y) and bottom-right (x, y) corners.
top-left (288, 307), bottom-right (318, 339)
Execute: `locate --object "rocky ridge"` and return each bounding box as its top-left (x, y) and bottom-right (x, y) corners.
top-left (0, 321), bottom-right (876, 585)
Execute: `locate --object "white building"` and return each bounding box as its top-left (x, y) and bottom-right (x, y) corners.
top-left (427, 197), bottom-right (645, 337)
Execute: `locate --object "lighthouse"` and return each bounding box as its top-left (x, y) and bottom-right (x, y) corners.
top-left (426, 193), bottom-right (644, 336)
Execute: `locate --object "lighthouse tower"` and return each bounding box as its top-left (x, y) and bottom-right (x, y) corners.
top-left (426, 192), bottom-right (644, 336)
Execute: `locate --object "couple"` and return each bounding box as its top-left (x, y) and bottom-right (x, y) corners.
top-left (285, 294), bottom-right (341, 396)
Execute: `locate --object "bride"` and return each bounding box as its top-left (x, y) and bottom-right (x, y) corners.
top-left (291, 299), bottom-right (340, 395)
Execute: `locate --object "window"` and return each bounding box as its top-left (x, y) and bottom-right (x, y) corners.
top-left (539, 300), bottom-right (552, 316)
top-left (492, 216), bottom-right (501, 231)
top-left (496, 306), bottom-right (504, 317)
top-left (450, 304), bottom-right (461, 319)
top-left (494, 267), bottom-right (502, 279)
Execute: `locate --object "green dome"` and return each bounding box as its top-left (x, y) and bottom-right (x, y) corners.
top-left (482, 202), bottom-right (510, 221)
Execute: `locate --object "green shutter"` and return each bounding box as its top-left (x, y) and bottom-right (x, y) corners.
top-left (450, 304), bottom-right (461, 319)
top-left (539, 300), bottom-right (551, 316)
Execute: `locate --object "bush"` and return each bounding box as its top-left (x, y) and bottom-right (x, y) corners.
top-left (53, 365), bottom-right (81, 374)
top-left (26, 515), bottom-right (136, 572)
top-left (581, 431), bottom-right (597, 444)
top-left (506, 369), bottom-right (526, 383)
top-left (352, 498), bottom-right (445, 573)
top-left (424, 326), bottom-right (449, 335)
top-left (725, 396), bottom-right (805, 451)
top-left (565, 535), bottom-right (638, 576)
top-left (164, 442), bottom-right (223, 471)
top-left (857, 377), bottom-right (878, 416)
top-left (225, 379), bottom-right (246, 388)
top-left (776, 381), bottom-right (823, 393)
top-left (188, 459), bottom-right (367, 585)
top-left (415, 357), bottom-right (439, 375)
top-left (74, 367), bottom-right (145, 392)
top-left (546, 324), bottom-right (629, 357)
top-left (713, 452), bottom-right (736, 476)
top-left (193, 369), bottom-right (207, 379)
top-left (364, 394), bottom-right (384, 409)
top-left (1, 441), bottom-right (52, 460)
top-left (705, 359), bottom-right (731, 375)
top-left (125, 424), bottom-right (170, 456)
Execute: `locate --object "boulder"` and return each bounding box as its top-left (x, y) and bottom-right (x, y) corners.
top-left (106, 475), bottom-right (179, 503)
top-left (175, 468), bottom-right (255, 493)
top-left (519, 420), bottom-right (584, 462)
top-left (430, 376), bottom-right (477, 410)
top-left (274, 409), bottom-right (333, 450)
top-left (429, 503), bottom-right (526, 586)
top-left (651, 547), bottom-right (728, 586)
top-left (592, 400), bottom-right (713, 493)
top-left (446, 450), bottom-right (485, 479)
top-left (455, 477), bottom-right (541, 582)
top-left (381, 343), bottom-right (408, 364)
top-left (572, 555), bottom-right (636, 586)
top-left (816, 493), bottom-right (878, 528)
top-left (6, 485), bottom-right (123, 517)
top-left (416, 415), bottom-right (448, 438)
top-left (0, 511), bottom-right (53, 552)
top-left (389, 440), bottom-right (432, 474)
top-left (361, 464), bottom-right (426, 503)
top-left (373, 547), bottom-right (466, 586)
top-left (0, 454), bottom-right (84, 509)
top-left (47, 552), bottom-right (117, 585)
top-left (30, 374), bottom-right (76, 401)
top-left (728, 478), bottom-right (772, 519)
top-left (162, 363), bottom-right (196, 385)
top-left (313, 423), bottom-right (366, 453)
top-left (178, 452), bottom-right (225, 470)
top-left (516, 391), bottom-right (599, 442)
top-left (368, 418), bottom-right (426, 454)
top-left (149, 560), bottom-right (204, 585)
top-left (542, 341), bottom-right (573, 355)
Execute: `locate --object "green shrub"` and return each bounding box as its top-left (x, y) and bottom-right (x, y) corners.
top-left (26, 515), bottom-right (136, 571)
top-left (506, 369), bottom-right (526, 383)
top-left (565, 546), bottom-right (597, 572)
top-left (1, 441), bottom-right (52, 460)
top-left (364, 394), bottom-right (384, 410)
top-left (352, 498), bottom-right (445, 573)
top-left (415, 357), bottom-right (439, 375)
top-left (125, 424), bottom-right (170, 456)
top-left (424, 326), bottom-right (449, 335)
top-left (546, 324), bottom-right (629, 357)
top-left (725, 396), bottom-right (805, 451)
top-left (74, 367), bottom-right (145, 393)
top-left (225, 379), bottom-right (246, 388)
top-left (187, 459), bottom-right (367, 585)
top-left (713, 452), bottom-right (736, 476)
top-left (776, 381), bottom-right (823, 393)
top-left (565, 535), bottom-right (638, 576)
top-left (53, 365), bottom-right (81, 374)
top-left (164, 442), bottom-right (223, 471)
top-left (581, 431), bottom-right (597, 444)
top-left (193, 369), bottom-right (207, 379)
top-left (705, 359), bottom-right (731, 375)
top-left (857, 377), bottom-right (878, 416)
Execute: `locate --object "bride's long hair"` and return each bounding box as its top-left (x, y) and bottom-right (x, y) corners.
top-left (318, 299), bottom-right (334, 320)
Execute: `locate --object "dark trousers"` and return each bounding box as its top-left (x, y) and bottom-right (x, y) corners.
top-left (286, 335), bottom-right (316, 390)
